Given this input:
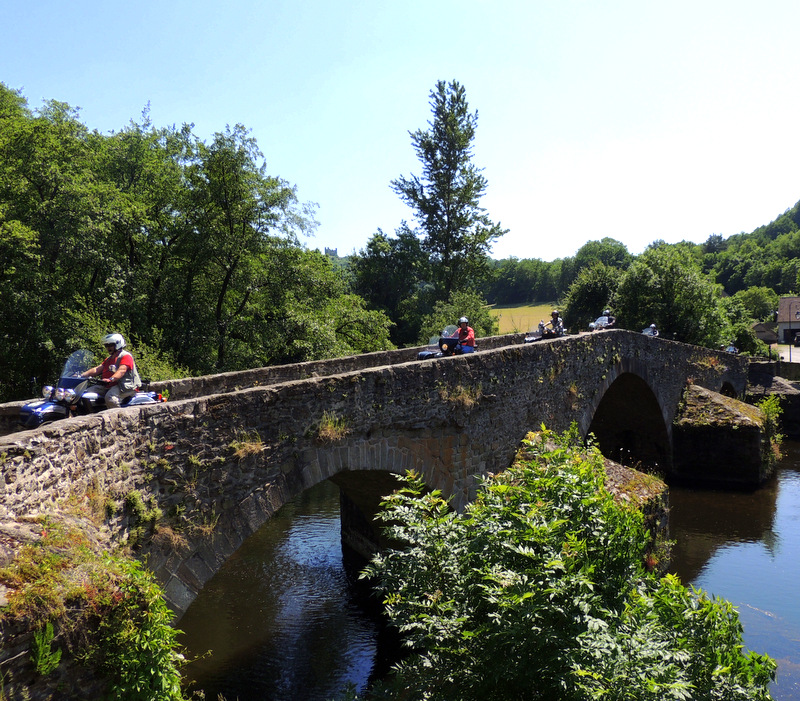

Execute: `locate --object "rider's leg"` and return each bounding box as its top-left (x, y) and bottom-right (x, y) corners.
top-left (105, 385), bottom-right (135, 408)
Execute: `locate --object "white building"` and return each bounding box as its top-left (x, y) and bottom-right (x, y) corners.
top-left (777, 296), bottom-right (800, 343)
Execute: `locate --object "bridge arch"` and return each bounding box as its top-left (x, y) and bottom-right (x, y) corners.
top-left (580, 363), bottom-right (671, 471)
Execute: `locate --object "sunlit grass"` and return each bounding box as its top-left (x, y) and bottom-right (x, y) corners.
top-left (491, 303), bottom-right (559, 334)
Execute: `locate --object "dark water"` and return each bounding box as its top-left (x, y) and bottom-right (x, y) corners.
top-left (668, 440), bottom-right (800, 701)
top-left (179, 480), bottom-right (381, 701)
top-left (180, 445), bottom-right (800, 701)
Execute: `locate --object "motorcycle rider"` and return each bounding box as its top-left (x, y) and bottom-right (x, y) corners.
top-left (454, 316), bottom-right (476, 353)
top-left (81, 333), bottom-right (141, 408)
top-left (542, 310), bottom-right (564, 338)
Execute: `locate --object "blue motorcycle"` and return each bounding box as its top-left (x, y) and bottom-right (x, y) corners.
top-left (19, 349), bottom-right (165, 429)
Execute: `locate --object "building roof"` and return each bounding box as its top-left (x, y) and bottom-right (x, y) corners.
top-left (752, 322), bottom-right (778, 343)
top-left (777, 296), bottom-right (800, 324)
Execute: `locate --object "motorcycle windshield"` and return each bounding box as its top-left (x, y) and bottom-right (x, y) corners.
top-left (595, 316), bottom-right (609, 327)
top-left (428, 325), bottom-right (460, 347)
top-left (61, 349), bottom-right (95, 378)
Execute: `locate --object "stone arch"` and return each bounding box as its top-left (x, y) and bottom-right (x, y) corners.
top-left (579, 360), bottom-right (672, 471)
top-left (158, 431), bottom-right (462, 619)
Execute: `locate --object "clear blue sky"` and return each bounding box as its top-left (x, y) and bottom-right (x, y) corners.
top-left (4, 1), bottom-right (800, 262)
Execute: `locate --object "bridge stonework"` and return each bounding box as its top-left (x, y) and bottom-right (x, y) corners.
top-left (0, 331), bottom-right (748, 617)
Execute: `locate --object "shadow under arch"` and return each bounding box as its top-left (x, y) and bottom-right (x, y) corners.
top-left (585, 371), bottom-right (671, 472)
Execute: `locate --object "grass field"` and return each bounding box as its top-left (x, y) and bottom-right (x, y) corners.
top-left (491, 303), bottom-right (559, 334)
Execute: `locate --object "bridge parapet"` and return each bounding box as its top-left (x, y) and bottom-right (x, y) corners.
top-left (0, 333), bottom-right (528, 434)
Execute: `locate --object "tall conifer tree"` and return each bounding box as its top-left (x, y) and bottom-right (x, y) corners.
top-left (391, 80), bottom-right (506, 301)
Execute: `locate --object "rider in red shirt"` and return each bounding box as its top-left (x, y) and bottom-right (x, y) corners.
top-left (456, 316), bottom-right (476, 353)
top-left (81, 333), bottom-right (139, 407)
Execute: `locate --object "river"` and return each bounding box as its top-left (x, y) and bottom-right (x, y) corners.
top-left (179, 443), bottom-right (800, 701)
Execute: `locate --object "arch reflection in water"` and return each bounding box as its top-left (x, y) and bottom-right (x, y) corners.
top-left (179, 479), bottom-right (380, 701)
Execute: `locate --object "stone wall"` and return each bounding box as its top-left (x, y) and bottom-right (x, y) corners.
top-left (673, 384), bottom-right (769, 487)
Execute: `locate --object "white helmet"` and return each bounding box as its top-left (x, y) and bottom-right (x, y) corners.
top-left (102, 333), bottom-right (126, 350)
top-left (458, 316), bottom-right (469, 324)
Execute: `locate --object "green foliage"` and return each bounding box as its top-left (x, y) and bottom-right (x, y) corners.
top-left (417, 289), bottom-right (499, 343)
top-left (0, 82), bottom-right (394, 400)
top-left (31, 621), bottom-right (61, 675)
top-left (350, 229), bottom-right (428, 346)
top-left (89, 556), bottom-right (185, 701)
top-left (561, 261), bottom-right (622, 331)
top-left (573, 237), bottom-right (633, 272)
top-left (756, 395), bottom-right (783, 470)
top-left (614, 244), bottom-right (728, 346)
top-left (719, 296), bottom-right (769, 357)
top-left (0, 519), bottom-right (187, 700)
top-left (732, 287), bottom-right (779, 323)
top-left (390, 80), bottom-right (507, 301)
top-left (358, 428), bottom-right (775, 701)
top-left (482, 256), bottom-right (560, 305)
top-left (573, 575), bottom-right (776, 700)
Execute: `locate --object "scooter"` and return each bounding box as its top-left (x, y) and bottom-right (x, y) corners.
top-left (19, 349), bottom-right (166, 429)
top-left (524, 321), bottom-right (547, 343)
top-left (589, 313), bottom-right (615, 331)
top-left (525, 319), bottom-right (566, 343)
top-left (417, 325), bottom-right (466, 360)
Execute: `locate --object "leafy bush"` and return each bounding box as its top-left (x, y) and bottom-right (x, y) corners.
top-left (88, 557), bottom-right (185, 701)
top-left (756, 394), bottom-right (784, 469)
top-left (359, 427), bottom-right (776, 700)
top-left (0, 519), bottom-right (187, 700)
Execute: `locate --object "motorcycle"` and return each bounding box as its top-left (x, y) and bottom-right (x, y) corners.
top-left (589, 314), bottom-right (615, 331)
top-left (525, 319), bottom-right (564, 343)
top-left (19, 349), bottom-right (166, 429)
top-left (524, 321), bottom-right (546, 343)
top-left (417, 325), bottom-right (466, 360)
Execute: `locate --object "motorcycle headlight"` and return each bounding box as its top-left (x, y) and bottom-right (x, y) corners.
top-left (54, 387), bottom-right (65, 401)
top-left (42, 385), bottom-right (54, 398)
top-left (64, 388), bottom-right (77, 403)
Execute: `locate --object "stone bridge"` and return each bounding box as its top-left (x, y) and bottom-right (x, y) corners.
top-left (0, 331), bottom-right (748, 617)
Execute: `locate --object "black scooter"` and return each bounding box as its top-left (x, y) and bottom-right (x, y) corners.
top-left (417, 325), bottom-right (467, 360)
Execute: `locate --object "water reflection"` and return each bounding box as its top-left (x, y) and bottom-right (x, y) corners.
top-left (668, 441), bottom-right (800, 701)
top-left (179, 480), bottom-right (379, 701)
top-left (180, 444), bottom-right (800, 701)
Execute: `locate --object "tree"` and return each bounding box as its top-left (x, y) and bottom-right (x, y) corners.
top-left (614, 245), bottom-right (728, 346)
top-left (391, 80), bottom-right (506, 301)
top-left (573, 237), bottom-right (632, 273)
top-left (0, 83), bottom-right (395, 399)
top-left (561, 261), bottom-right (622, 332)
top-left (360, 428), bottom-right (776, 701)
top-left (731, 286), bottom-right (779, 323)
top-left (350, 227), bottom-right (429, 346)
top-left (416, 288), bottom-right (498, 344)
top-left (719, 296), bottom-right (768, 356)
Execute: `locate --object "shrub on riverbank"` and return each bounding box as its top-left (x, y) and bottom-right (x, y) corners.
top-left (0, 517), bottom-right (186, 700)
top-left (355, 427), bottom-right (776, 701)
